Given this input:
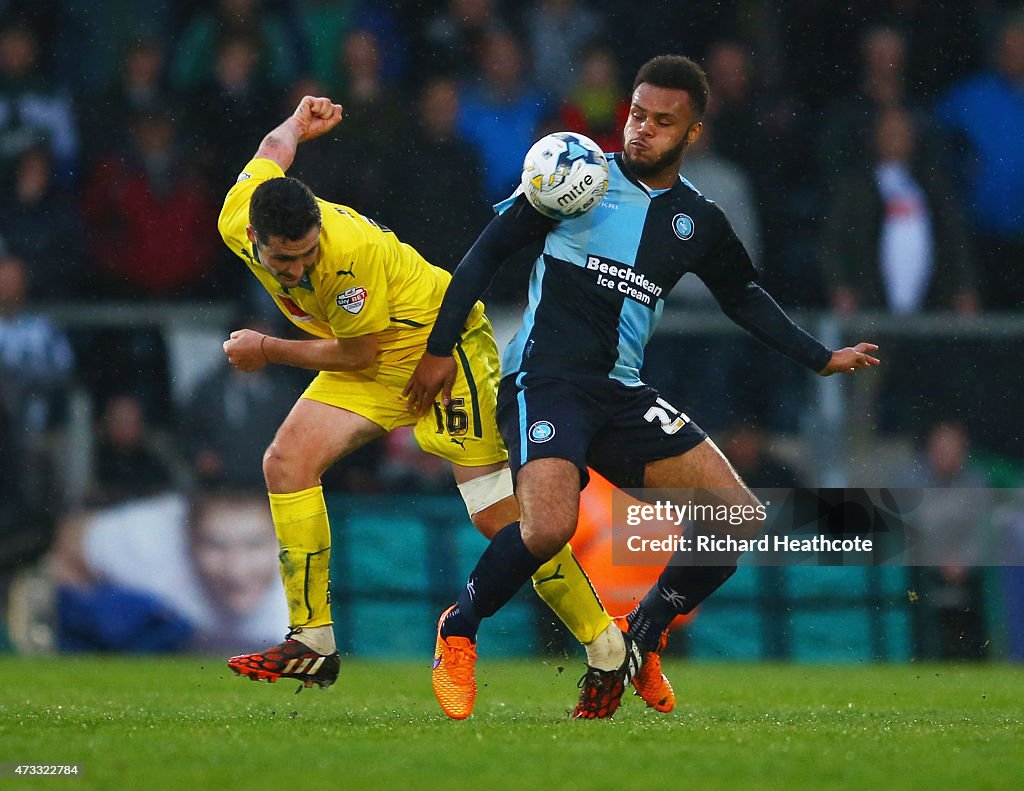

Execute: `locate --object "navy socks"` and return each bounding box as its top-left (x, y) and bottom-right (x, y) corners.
top-left (628, 563), bottom-right (738, 652)
top-left (441, 522), bottom-right (544, 640)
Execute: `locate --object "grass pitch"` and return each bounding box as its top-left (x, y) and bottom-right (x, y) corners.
top-left (0, 656), bottom-right (1021, 790)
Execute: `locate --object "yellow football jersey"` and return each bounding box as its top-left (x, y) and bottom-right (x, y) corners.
top-left (218, 157), bottom-right (483, 372)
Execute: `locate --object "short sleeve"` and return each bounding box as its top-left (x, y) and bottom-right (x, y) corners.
top-left (217, 158), bottom-right (286, 248)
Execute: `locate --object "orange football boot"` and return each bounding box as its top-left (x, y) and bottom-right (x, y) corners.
top-left (432, 606), bottom-right (478, 719)
top-left (614, 616), bottom-right (675, 712)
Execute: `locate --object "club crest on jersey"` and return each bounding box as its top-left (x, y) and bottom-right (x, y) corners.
top-left (528, 421), bottom-right (555, 443)
top-left (337, 287), bottom-right (368, 314)
top-left (672, 213), bottom-right (695, 240)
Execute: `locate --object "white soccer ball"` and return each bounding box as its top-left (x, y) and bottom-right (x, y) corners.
top-left (520, 132), bottom-right (609, 219)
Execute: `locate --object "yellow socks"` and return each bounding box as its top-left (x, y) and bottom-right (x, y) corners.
top-left (531, 543), bottom-right (613, 646)
top-left (267, 489), bottom-right (612, 663)
top-left (268, 486), bottom-right (333, 630)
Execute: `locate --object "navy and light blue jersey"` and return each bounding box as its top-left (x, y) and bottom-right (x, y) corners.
top-left (427, 153), bottom-right (831, 381)
top-left (497, 153), bottom-right (759, 384)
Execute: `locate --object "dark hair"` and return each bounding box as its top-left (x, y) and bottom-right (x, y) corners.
top-left (249, 177), bottom-right (321, 243)
top-left (633, 55), bottom-right (709, 116)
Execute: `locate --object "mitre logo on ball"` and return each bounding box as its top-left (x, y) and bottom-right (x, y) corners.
top-left (521, 132), bottom-right (609, 220)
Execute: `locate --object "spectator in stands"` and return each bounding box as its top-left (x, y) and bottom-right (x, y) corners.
top-left (558, 46), bottom-right (630, 153)
top-left (458, 30), bottom-right (549, 201)
top-left (334, 27), bottom-right (407, 160)
top-left (720, 423), bottom-right (802, 489)
top-left (299, 0), bottom-right (356, 88)
top-left (89, 393), bottom-right (184, 507)
top-left (821, 105), bottom-right (978, 316)
top-left (182, 317), bottom-right (311, 491)
top-left (821, 105), bottom-right (977, 434)
top-left (701, 39), bottom-right (814, 303)
top-left (171, 0), bottom-right (299, 93)
top-left (937, 13), bottom-right (1024, 309)
top-left (52, 490), bottom-right (287, 653)
top-left (905, 421), bottom-right (992, 660)
top-left (50, 2), bottom-right (172, 97)
top-left (820, 25), bottom-right (904, 178)
top-left (679, 122), bottom-right (761, 269)
top-left (525, 0), bottom-right (604, 100)
top-left (83, 38), bottom-right (173, 163)
top-left (819, 26), bottom-right (947, 190)
top-left (417, 0), bottom-right (507, 80)
top-left (187, 34), bottom-right (268, 185)
top-left (300, 1), bottom-right (406, 89)
top-left (289, 29), bottom-right (406, 221)
top-left (0, 144), bottom-right (86, 298)
top-left (81, 108), bottom-right (219, 298)
top-left (392, 77), bottom-right (490, 271)
top-left (0, 22), bottom-right (78, 184)
top-left (0, 253), bottom-right (74, 509)
top-left (703, 41), bottom-right (775, 194)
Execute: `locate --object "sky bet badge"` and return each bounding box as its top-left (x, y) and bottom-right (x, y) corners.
top-left (337, 287), bottom-right (367, 314)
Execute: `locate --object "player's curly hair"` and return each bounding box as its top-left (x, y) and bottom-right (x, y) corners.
top-left (633, 55), bottom-right (709, 116)
top-left (249, 177), bottom-right (322, 243)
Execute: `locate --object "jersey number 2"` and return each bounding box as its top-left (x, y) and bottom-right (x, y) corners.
top-left (643, 397), bottom-right (691, 435)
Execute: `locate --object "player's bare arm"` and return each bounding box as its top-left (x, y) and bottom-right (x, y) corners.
top-left (818, 343), bottom-right (881, 376)
top-left (223, 328), bottom-right (377, 373)
top-left (254, 96), bottom-right (344, 173)
top-left (403, 203), bottom-right (555, 417)
top-left (403, 352), bottom-right (458, 415)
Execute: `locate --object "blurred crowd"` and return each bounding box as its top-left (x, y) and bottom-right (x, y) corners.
top-left (2, 1), bottom-right (1024, 655)
top-left (3, 1), bottom-right (1023, 306)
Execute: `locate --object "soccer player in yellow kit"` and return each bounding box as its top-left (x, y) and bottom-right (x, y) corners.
top-left (218, 96), bottom-right (633, 706)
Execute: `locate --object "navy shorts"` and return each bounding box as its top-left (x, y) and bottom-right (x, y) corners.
top-left (496, 372), bottom-right (708, 489)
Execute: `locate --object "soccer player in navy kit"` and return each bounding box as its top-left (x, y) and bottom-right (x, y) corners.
top-left (406, 55), bottom-right (880, 719)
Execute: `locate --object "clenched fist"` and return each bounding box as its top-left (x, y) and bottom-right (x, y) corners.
top-left (223, 329), bottom-right (269, 372)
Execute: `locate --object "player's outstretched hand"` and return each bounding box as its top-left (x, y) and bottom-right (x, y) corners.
top-left (818, 342), bottom-right (880, 376)
top-left (403, 353), bottom-right (457, 416)
top-left (291, 96), bottom-right (343, 143)
top-left (223, 329), bottom-right (269, 373)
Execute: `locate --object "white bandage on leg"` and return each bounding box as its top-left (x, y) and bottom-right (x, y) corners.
top-left (585, 622), bottom-right (627, 671)
top-left (290, 624), bottom-right (336, 655)
top-left (457, 467), bottom-right (514, 516)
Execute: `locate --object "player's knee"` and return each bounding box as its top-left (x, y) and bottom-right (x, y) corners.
top-left (518, 500), bottom-right (578, 559)
top-left (262, 442), bottom-right (306, 492)
top-left (520, 519), bottom-right (575, 561)
top-left (262, 444), bottom-right (283, 490)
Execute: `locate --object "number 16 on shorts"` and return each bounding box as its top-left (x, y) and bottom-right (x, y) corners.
top-left (433, 398), bottom-right (469, 436)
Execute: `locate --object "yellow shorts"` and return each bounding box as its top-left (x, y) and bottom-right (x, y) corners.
top-left (301, 315), bottom-right (508, 467)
